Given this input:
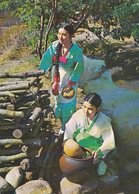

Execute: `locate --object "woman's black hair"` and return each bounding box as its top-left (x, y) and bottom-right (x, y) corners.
top-left (54, 23), bottom-right (74, 77)
top-left (60, 23), bottom-right (74, 35)
top-left (84, 93), bottom-right (102, 108)
top-left (54, 42), bottom-right (62, 79)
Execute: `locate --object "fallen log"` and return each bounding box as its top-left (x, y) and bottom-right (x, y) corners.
top-left (20, 158), bottom-right (30, 171)
top-left (0, 130), bottom-right (14, 137)
top-left (0, 122), bottom-right (32, 130)
top-left (39, 89), bottom-right (50, 96)
top-left (0, 147), bottom-right (22, 156)
top-left (13, 107), bottom-right (43, 138)
top-left (0, 91), bottom-right (15, 98)
top-left (16, 107), bottom-right (28, 111)
top-left (0, 138), bottom-right (42, 146)
top-left (24, 99), bottom-right (39, 118)
top-left (39, 95), bottom-right (50, 107)
top-left (8, 90), bottom-right (27, 95)
top-left (0, 153), bottom-right (28, 163)
top-left (21, 143), bottom-right (42, 153)
top-left (0, 81), bottom-right (26, 86)
top-left (29, 77), bottom-right (39, 86)
top-left (0, 82), bottom-right (30, 91)
top-left (15, 88), bottom-right (39, 109)
top-left (29, 106), bottom-right (42, 123)
top-left (0, 77), bottom-right (37, 87)
top-left (0, 70), bottom-right (45, 78)
top-left (0, 96), bottom-right (9, 102)
top-left (7, 104), bottom-right (15, 111)
top-left (0, 109), bottom-right (24, 118)
top-left (0, 118), bottom-right (14, 125)
top-left (0, 166), bottom-right (14, 175)
top-left (12, 128), bottom-right (31, 139)
top-left (33, 107), bottom-right (53, 137)
top-left (0, 102), bottom-right (11, 109)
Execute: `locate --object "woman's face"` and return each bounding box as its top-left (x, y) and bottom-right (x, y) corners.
top-left (83, 101), bottom-right (100, 120)
top-left (58, 28), bottom-right (71, 46)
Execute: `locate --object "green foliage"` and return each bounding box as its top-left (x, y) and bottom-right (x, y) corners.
top-left (0, 0), bottom-right (138, 52)
top-left (47, 27), bottom-right (57, 47)
top-left (23, 28), bottom-right (39, 48)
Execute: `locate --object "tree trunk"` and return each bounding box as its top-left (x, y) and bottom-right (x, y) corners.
top-left (44, 0), bottom-right (57, 52)
top-left (74, 13), bottom-right (89, 32)
top-left (37, 6), bottom-right (45, 60)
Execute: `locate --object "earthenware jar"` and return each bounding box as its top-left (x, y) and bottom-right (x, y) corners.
top-left (59, 147), bottom-right (96, 183)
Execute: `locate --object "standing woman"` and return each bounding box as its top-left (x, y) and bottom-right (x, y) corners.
top-left (39, 23), bottom-right (84, 133)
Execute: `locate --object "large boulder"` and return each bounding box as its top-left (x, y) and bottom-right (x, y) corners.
top-left (0, 176), bottom-right (14, 194)
top-left (5, 166), bottom-right (23, 189)
top-left (60, 176), bottom-right (98, 194)
top-left (15, 179), bottom-right (52, 194)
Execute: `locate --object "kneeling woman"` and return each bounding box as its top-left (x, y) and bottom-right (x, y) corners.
top-left (64, 92), bottom-right (116, 175)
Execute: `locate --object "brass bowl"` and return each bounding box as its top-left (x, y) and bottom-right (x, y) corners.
top-left (62, 87), bottom-right (75, 99)
top-left (59, 147), bottom-right (96, 183)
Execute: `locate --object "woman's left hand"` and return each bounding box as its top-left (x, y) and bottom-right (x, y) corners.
top-left (92, 151), bottom-right (99, 164)
top-left (63, 83), bottom-right (72, 92)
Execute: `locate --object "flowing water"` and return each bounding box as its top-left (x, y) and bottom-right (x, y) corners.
top-left (79, 56), bottom-right (139, 192)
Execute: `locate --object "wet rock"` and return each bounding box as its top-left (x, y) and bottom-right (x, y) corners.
top-left (0, 176), bottom-right (14, 193)
top-left (5, 166), bottom-right (23, 189)
top-left (15, 179), bottom-right (53, 194)
top-left (97, 173), bottom-right (119, 192)
top-left (60, 176), bottom-right (98, 194)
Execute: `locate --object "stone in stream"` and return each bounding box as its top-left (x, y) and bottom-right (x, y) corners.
top-left (60, 176), bottom-right (98, 194)
top-left (5, 166), bottom-right (23, 189)
top-left (15, 180), bottom-right (53, 194)
top-left (0, 176), bottom-right (14, 193)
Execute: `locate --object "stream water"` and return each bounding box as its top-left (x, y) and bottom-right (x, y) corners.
top-left (79, 56), bottom-right (139, 192)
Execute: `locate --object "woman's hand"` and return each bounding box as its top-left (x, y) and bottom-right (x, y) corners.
top-left (92, 151), bottom-right (99, 164)
top-left (63, 83), bottom-right (72, 92)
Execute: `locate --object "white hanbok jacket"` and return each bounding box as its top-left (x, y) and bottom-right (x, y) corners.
top-left (64, 109), bottom-right (115, 158)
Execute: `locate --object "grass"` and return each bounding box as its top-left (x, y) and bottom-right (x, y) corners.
top-left (0, 24), bottom-right (40, 74)
top-left (8, 60), bottom-right (37, 74)
top-left (0, 25), bottom-right (27, 48)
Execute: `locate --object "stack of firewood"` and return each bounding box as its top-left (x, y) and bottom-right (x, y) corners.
top-left (0, 70), bottom-right (56, 193)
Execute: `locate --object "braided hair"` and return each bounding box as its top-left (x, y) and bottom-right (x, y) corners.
top-left (54, 42), bottom-right (62, 80)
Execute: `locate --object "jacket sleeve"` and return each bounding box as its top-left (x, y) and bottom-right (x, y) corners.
top-left (39, 43), bottom-right (54, 72)
top-left (69, 50), bottom-right (84, 82)
top-left (98, 121), bottom-right (115, 158)
top-left (64, 116), bottom-right (78, 140)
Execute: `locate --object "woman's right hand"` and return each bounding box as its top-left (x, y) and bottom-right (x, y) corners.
top-left (63, 83), bottom-right (72, 92)
top-left (92, 151), bottom-right (99, 164)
